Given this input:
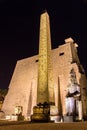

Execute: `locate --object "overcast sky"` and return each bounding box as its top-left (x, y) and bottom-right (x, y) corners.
top-left (0, 0), bottom-right (87, 89)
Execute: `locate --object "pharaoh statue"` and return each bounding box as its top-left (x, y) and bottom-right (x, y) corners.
top-left (65, 68), bottom-right (81, 118)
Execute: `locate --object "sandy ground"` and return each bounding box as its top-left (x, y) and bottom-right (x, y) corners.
top-left (0, 121), bottom-right (87, 130)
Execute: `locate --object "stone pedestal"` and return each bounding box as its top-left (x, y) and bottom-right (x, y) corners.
top-left (50, 115), bottom-right (63, 122)
top-left (63, 115), bottom-right (74, 122)
top-left (31, 103), bottom-right (50, 122)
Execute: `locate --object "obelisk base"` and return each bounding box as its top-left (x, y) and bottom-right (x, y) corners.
top-left (31, 102), bottom-right (50, 122)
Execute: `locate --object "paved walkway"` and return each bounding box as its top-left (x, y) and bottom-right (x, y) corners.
top-left (0, 121), bottom-right (87, 130)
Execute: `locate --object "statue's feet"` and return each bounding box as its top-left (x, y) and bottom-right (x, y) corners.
top-left (66, 112), bottom-right (73, 116)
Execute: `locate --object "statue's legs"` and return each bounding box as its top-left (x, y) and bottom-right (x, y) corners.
top-left (65, 98), bottom-right (70, 115)
top-left (66, 97), bottom-right (75, 116)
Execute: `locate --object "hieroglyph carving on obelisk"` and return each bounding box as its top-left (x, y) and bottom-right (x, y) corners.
top-left (37, 11), bottom-right (55, 105)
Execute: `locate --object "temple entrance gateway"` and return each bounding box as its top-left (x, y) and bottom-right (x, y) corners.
top-left (1, 12), bottom-right (87, 121)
